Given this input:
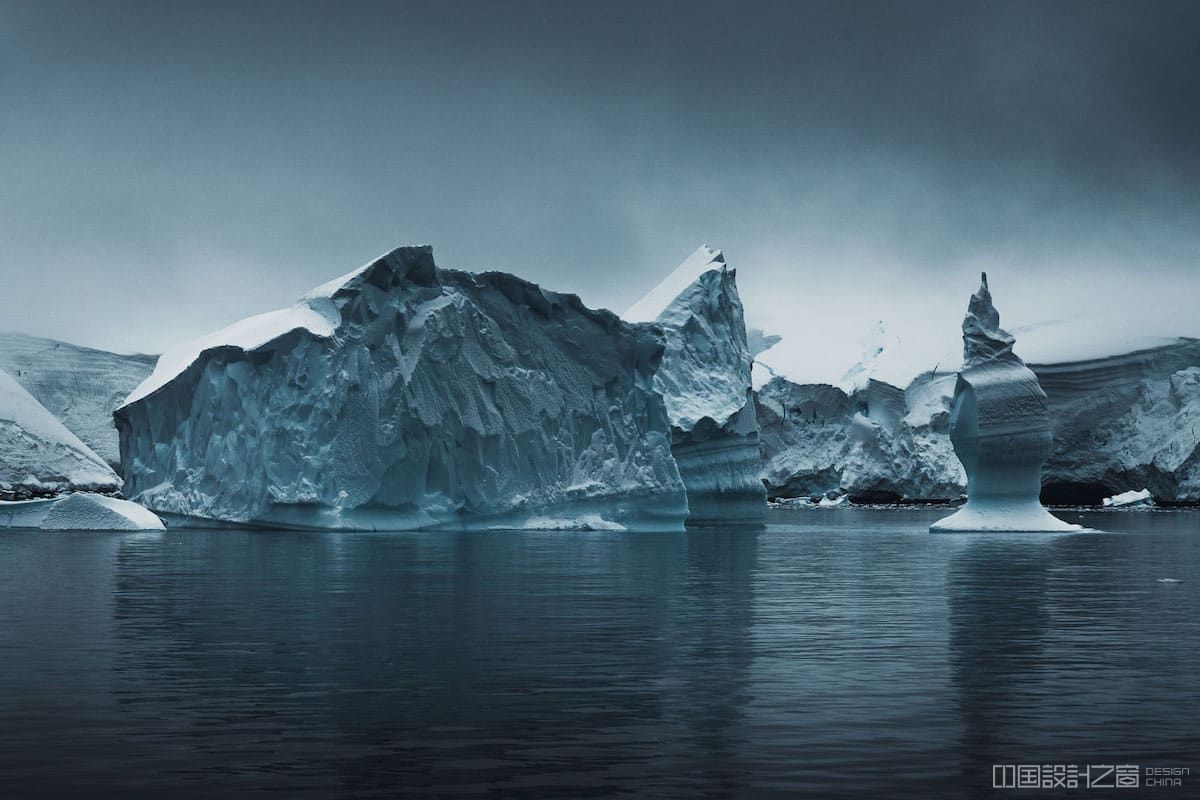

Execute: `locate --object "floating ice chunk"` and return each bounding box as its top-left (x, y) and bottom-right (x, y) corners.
top-left (931, 274), bottom-right (1082, 532)
top-left (40, 493), bottom-right (165, 530)
top-left (1102, 488), bottom-right (1154, 508)
top-left (512, 514), bottom-right (627, 531)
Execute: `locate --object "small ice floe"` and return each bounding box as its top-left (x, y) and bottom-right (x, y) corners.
top-left (1102, 489), bottom-right (1154, 508)
top-left (771, 497), bottom-right (817, 509)
top-left (0, 493), bottom-right (164, 530)
top-left (1156, 578), bottom-right (1181, 584)
top-left (818, 494), bottom-right (849, 508)
top-left (512, 514), bottom-right (627, 532)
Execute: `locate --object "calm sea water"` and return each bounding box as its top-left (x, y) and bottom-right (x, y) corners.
top-left (0, 508), bottom-right (1197, 799)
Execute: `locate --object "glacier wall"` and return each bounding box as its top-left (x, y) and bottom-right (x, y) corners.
top-left (931, 274), bottom-right (1078, 531)
top-left (116, 246), bottom-right (687, 531)
top-left (1032, 339), bottom-right (1200, 503)
top-left (625, 246), bottom-right (766, 525)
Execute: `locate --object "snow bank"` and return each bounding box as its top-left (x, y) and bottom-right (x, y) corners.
top-left (0, 333), bottom-right (155, 467)
top-left (116, 246), bottom-right (687, 531)
top-left (624, 245), bottom-right (766, 525)
top-left (0, 367), bottom-right (120, 499)
top-left (931, 274), bottom-right (1081, 532)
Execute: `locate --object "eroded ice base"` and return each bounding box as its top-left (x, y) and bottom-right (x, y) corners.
top-left (156, 495), bottom-right (688, 533)
top-left (930, 499), bottom-right (1083, 532)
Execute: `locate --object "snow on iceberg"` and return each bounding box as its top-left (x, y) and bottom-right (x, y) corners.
top-left (931, 274), bottom-right (1081, 532)
top-left (0, 333), bottom-right (155, 468)
top-left (116, 245), bottom-right (687, 531)
top-left (0, 367), bottom-right (120, 500)
top-left (624, 245), bottom-right (766, 525)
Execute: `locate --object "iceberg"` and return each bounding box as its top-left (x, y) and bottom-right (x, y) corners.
top-left (624, 245), bottom-right (766, 525)
top-left (0, 367), bottom-right (120, 500)
top-left (1033, 341), bottom-right (1200, 503)
top-left (116, 245), bottom-right (687, 531)
top-left (0, 333), bottom-right (156, 468)
top-left (931, 274), bottom-right (1081, 532)
top-left (756, 371), bottom-right (965, 503)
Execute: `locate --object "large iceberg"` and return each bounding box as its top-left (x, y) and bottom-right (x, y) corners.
top-left (0, 333), bottom-right (156, 468)
top-left (1032, 339), bottom-right (1200, 504)
top-left (624, 245), bottom-right (765, 525)
top-left (756, 371), bottom-right (965, 503)
top-left (931, 274), bottom-right (1080, 532)
top-left (116, 246), bottom-right (687, 531)
top-left (0, 366), bottom-right (120, 499)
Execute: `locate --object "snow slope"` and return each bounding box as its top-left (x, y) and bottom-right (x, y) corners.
top-left (0, 333), bottom-right (155, 467)
top-left (0, 367), bottom-right (120, 499)
top-left (117, 245), bottom-right (687, 531)
top-left (931, 274), bottom-right (1079, 532)
top-left (626, 246), bottom-right (765, 525)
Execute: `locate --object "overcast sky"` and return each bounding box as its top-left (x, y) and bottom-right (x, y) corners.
top-left (2, 1), bottom-right (1197, 378)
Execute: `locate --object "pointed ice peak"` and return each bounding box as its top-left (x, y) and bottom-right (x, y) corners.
top-left (623, 244), bottom-right (728, 323)
top-left (962, 271), bottom-right (1018, 368)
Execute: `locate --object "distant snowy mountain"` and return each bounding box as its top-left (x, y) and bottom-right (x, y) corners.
top-left (0, 333), bottom-right (155, 467)
top-left (0, 367), bottom-right (120, 500)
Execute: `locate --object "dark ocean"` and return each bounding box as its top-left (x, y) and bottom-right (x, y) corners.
top-left (1, 508), bottom-right (1196, 798)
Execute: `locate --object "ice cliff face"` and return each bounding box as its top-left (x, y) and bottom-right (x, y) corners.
top-left (757, 372), bottom-right (964, 502)
top-left (0, 333), bottom-right (156, 468)
top-left (931, 274), bottom-right (1079, 531)
top-left (1032, 338), bottom-right (1200, 504)
top-left (116, 246), bottom-right (687, 530)
top-left (0, 367), bottom-right (120, 499)
top-left (624, 245), bottom-right (766, 525)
